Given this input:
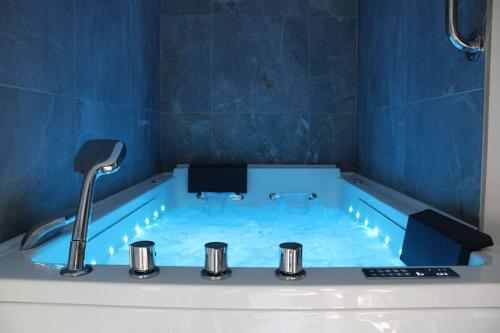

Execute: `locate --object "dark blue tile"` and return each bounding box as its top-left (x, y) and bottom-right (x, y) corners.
top-left (309, 17), bottom-right (356, 113)
top-left (76, 0), bottom-right (161, 109)
top-left (161, 16), bottom-right (211, 113)
top-left (456, 0), bottom-right (488, 36)
top-left (357, 0), bottom-right (486, 225)
top-left (160, 113), bottom-right (211, 169)
top-left (358, 0), bottom-right (406, 111)
top-left (212, 113), bottom-right (309, 163)
top-left (162, 0), bottom-right (211, 15)
top-left (76, 99), bottom-right (136, 199)
top-left (309, 0), bottom-right (356, 18)
top-left (404, 90), bottom-right (484, 225)
top-left (406, 0), bottom-right (486, 102)
top-left (309, 114), bottom-right (356, 170)
top-left (356, 106), bottom-right (406, 188)
top-left (137, 0), bottom-right (162, 111)
top-left (130, 110), bottom-right (162, 181)
top-left (213, 0), bottom-right (308, 16)
top-left (212, 17), bottom-right (308, 113)
top-left (0, 0), bottom-right (74, 95)
top-left (0, 86), bottom-right (79, 241)
top-left (0, 1), bottom-right (162, 243)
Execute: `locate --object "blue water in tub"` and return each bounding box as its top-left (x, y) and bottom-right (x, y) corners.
top-left (33, 194), bottom-right (405, 268)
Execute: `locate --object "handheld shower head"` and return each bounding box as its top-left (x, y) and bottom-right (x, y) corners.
top-left (74, 140), bottom-right (127, 176)
top-left (61, 140), bottom-right (127, 276)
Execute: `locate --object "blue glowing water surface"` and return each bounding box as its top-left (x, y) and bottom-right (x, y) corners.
top-left (106, 198), bottom-right (404, 268)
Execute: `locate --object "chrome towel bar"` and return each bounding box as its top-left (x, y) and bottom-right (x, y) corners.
top-left (447, 0), bottom-right (485, 61)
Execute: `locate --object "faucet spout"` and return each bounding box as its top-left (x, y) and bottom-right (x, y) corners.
top-left (61, 140), bottom-right (126, 277)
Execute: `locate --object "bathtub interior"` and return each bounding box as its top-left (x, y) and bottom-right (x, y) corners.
top-left (30, 166), bottom-right (485, 268)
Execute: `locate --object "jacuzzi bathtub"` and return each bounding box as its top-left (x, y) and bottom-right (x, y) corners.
top-left (1, 165), bottom-right (500, 333)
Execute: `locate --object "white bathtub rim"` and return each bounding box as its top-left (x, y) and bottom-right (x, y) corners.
top-left (2, 258), bottom-right (500, 310)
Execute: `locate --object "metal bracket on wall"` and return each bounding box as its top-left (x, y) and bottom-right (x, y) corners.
top-left (447, 0), bottom-right (485, 61)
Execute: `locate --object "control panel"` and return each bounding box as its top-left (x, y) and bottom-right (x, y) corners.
top-left (362, 267), bottom-right (460, 279)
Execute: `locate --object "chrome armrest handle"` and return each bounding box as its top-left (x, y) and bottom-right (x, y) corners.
top-left (20, 211), bottom-right (76, 250)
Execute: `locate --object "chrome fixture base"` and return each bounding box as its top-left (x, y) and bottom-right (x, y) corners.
top-left (60, 264), bottom-right (93, 277)
top-left (129, 267), bottom-right (160, 280)
top-left (466, 30), bottom-right (484, 62)
top-left (275, 269), bottom-right (306, 281)
top-left (201, 268), bottom-right (232, 281)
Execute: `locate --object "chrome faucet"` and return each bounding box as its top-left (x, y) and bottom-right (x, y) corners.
top-left (61, 140), bottom-right (126, 277)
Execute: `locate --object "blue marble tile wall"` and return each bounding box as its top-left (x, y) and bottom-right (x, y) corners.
top-left (160, 0), bottom-right (358, 169)
top-left (0, 0), bottom-right (162, 242)
top-left (357, 0), bottom-right (487, 225)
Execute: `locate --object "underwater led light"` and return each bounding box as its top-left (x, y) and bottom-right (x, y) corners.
top-left (161, 205), bottom-right (166, 212)
top-left (348, 206), bottom-right (353, 213)
top-left (153, 210), bottom-right (159, 219)
top-left (90, 260), bottom-right (97, 266)
top-left (355, 211), bottom-right (360, 219)
top-left (384, 235), bottom-right (390, 245)
top-left (135, 224), bottom-right (142, 234)
top-left (123, 235), bottom-right (129, 243)
top-left (373, 227), bottom-right (379, 236)
top-left (145, 217), bottom-right (150, 225)
top-left (364, 219), bottom-right (369, 226)
top-left (108, 246), bottom-right (114, 256)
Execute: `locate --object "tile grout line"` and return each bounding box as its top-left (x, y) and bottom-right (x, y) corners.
top-left (306, 5), bottom-right (312, 163)
top-left (404, 0), bottom-right (408, 108)
top-left (160, 14), bottom-right (355, 18)
top-left (154, 111), bottom-right (358, 116)
top-left (0, 83), bottom-right (481, 118)
top-left (159, 3), bottom-right (165, 170)
top-left (369, 87), bottom-right (486, 113)
top-left (73, 0), bottom-right (77, 98)
top-left (210, 2), bottom-right (215, 162)
top-left (72, 0), bottom-right (79, 182)
top-left (72, 0), bottom-right (79, 196)
top-left (354, 0), bottom-right (359, 172)
top-left (0, 83), bottom-right (163, 113)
